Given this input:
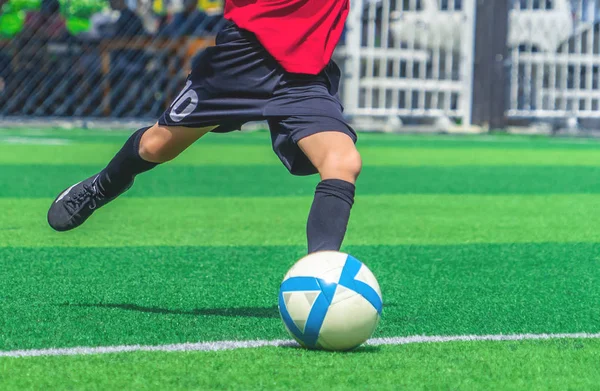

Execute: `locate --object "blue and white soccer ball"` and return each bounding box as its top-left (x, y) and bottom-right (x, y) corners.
top-left (278, 251), bottom-right (382, 351)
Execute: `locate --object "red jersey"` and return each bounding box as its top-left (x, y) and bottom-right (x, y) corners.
top-left (224, 0), bottom-right (349, 75)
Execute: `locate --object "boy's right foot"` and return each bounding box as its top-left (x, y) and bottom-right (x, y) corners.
top-left (47, 174), bottom-right (132, 232)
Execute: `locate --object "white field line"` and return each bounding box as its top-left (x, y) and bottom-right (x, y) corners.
top-left (1, 333), bottom-right (599, 358)
top-left (0, 137), bottom-right (71, 145)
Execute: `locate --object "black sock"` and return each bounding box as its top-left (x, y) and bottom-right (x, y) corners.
top-left (97, 127), bottom-right (158, 197)
top-left (307, 179), bottom-right (356, 253)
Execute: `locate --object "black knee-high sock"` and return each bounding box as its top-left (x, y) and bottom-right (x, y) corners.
top-left (97, 127), bottom-right (158, 197)
top-left (307, 179), bottom-right (356, 253)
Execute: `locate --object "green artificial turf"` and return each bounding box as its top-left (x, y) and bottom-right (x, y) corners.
top-left (1, 243), bottom-right (599, 350)
top-left (1, 128), bottom-right (599, 389)
top-left (4, 141), bottom-right (600, 166)
top-left (1, 194), bottom-right (600, 247)
top-left (2, 340), bottom-right (600, 390)
top-left (6, 164), bottom-right (600, 198)
top-left (4, 127), bottom-right (600, 149)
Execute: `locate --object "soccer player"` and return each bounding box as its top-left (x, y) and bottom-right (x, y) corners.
top-left (48, 0), bottom-right (360, 254)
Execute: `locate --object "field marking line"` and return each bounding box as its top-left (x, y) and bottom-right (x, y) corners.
top-left (0, 137), bottom-right (71, 145)
top-left (1, 332), bottom-right (599, 358)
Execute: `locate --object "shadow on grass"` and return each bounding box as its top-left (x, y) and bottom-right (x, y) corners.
top-left (281, 343), bottom-right (382, 354)
top-left (60, 302), bottom-right (397, 321)
top-left (60, 302), bottom-right (280, 318)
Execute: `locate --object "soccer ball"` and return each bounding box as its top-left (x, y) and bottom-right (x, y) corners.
top-left (278, 251), bottom-right (382, 351)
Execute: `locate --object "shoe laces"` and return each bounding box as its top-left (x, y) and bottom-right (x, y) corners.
top-left (64, 182), bottom-right (101, 213)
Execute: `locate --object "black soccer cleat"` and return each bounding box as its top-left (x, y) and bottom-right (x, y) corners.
top-left (47, 174), bottom-right (132, 232)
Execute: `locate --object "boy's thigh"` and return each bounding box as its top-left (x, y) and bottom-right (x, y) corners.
top-left (139, 123), bottom-right (217, 162)
top-left (143, 123), bottom-right (216, 147)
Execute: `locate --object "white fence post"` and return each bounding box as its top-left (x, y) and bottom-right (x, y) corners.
top-left (343, 0), bottom-right (365, 117)
top-left (461, 0), bottom-right (477, 127)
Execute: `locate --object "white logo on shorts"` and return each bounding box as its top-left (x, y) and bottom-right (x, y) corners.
top-left (169, 80), bottom-right (198, 123)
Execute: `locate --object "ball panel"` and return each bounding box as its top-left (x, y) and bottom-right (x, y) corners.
top-left (281, 321), bottom-right (308, 348)
top-left (278, 291), bottom-right (304, 345)
top-left (300, 291), bottom-right (332, 348)
top-left (317, 266), bottom-right (345, 285)
top-left (338, 255), bottom-right (383, 315)
top-left (284, 251), bottom-right (348, 281)
top-left (353, 263), bottom-right (382, 299)
top-left (282, 291), bottom-right (320, 333)
top-left (317, 294), bottom-right (380, 351)
top-left (329, 285), bottom-right (358, 305)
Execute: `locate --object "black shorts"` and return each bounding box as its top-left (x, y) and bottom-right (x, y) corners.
top-left (158, 21), bottom-right (356, 176)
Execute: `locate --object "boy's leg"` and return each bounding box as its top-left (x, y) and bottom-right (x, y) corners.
top-left (98, 123), bottom-right (215, 197)
top-left (47, 21), bottom-right (277, 230)
top-left (47, 123), bottom-right (214, 231)
top-left (297, 131), bottom-right (362, 253)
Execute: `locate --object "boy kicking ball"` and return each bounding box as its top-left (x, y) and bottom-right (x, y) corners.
top-left (48, 0), bottom-right (360, 254)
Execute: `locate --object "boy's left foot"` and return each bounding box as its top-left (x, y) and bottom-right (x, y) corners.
top-left (47, 174), bottom-right (132, 232)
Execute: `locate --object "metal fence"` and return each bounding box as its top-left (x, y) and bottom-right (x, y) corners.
top-left (2, 0), bottom-right (600, 131)
top-left (0, 0), bottom-right (223, 119)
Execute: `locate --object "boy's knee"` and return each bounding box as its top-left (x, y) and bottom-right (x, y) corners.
top-left (319, 149), bottom-right (362, 182)
top-left (139, 139), bottom-right (178, 163)
top-left (138, 126), bottom-right (180, 163)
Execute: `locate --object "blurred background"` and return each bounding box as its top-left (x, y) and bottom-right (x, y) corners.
top-left (1, 0), bottom-right (600, 134)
